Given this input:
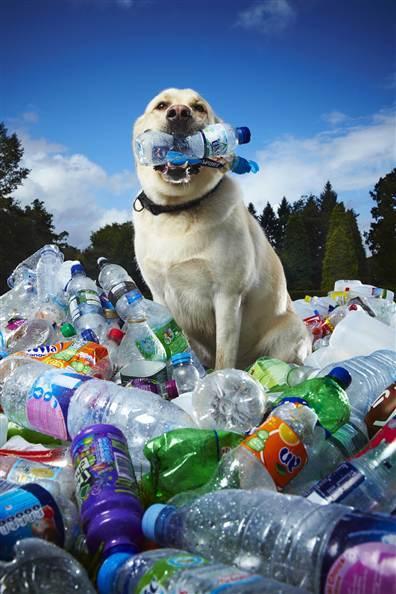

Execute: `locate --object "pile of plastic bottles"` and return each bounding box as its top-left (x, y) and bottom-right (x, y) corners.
top-left (0, 244), bottom-right (395, 594)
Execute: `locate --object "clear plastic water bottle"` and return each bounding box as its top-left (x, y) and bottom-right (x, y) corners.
top-left (103, 327), bottom-right (124, 372)
top-left (0, 454), bottom-right (75, 499)
top-left (1, 360), bottom-right (91, 440)
top-left (134, 124), bottom-right (251, 165)
top-left (3, 318), bottom-right (55, 355)
top-left (319, 350), bottom-right (396, 435)
top-left (142, 489), bottom-right (396, 593)
top-left (67, 377), bottom-right (196, 473)
top-left (171, 352), bottom-right (200, 395)
top-left (35, 244), bottom-right (64, 304)
top-left (191, 369), bottom-right (267, 433)
top-left (66, 262), bottom-right (107, 340)
top-left (0, 538), bottom-right (96, 593)
top-left (97, 548), bottom-right (307, 594)
top-left (0, 479), bottom-right (79, 559)
top-left (306, 419), bottom-right (396, 514)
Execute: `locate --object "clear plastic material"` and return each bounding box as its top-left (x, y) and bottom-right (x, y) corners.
top-left (66, 264), bottom-right (107, 340)
top-left (0, 538), bottom-right (95, 593)
top-left (36, 245), bottom-right (64, 304)
top-left (117, 317), bottom-right (167, 371)
top-left (172, 354), bottom-right (200, 395)
top-left (67, 378), bottom-right (196, 473)
top-left (191, 369), bottom-right (267, 433)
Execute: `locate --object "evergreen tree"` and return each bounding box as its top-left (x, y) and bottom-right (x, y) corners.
top-left (366, 169), bottom-right (396, 286)
top-left (301, 194), bottom-right (322, 288)
top-left (282, 213), bottom-right (313, 290)
top-left (0, 122), bottom-right (30, 198)
top-left (259, 202), bottom-right (279, 248)
top-left (319, 181), bottom-right (338, 239)
top-left (276, 196), bottom-right (291, 252)
top-left (321, 205), bottom-right (359, 292)
top-left (247, 202), bottom-right (259, 220)
top-left (346, 208), bottom-right (367, 281)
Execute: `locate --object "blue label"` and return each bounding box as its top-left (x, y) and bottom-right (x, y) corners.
top-left (307, 462), bottom-right (365, 504)
top-left (0, 483), bottom-right (64, 560)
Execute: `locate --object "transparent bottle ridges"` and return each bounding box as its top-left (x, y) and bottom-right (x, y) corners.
top-left (66, 263), bottom-right (107, 340)
top-left (172, 354), bottom-right (200, 395)
top-left (36, 244), bottom-right (64, 305)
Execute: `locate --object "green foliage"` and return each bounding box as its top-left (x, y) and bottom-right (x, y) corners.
top-left (366, 169), bottom-right (396, 286)
top-left (0, 123), bottom-right (30, 198)
top-left (321, 205), bottom-right (359, 291)
top-left (247, 202), bottom-right (259, 220)
top-left (259, 202), bottom-right (278, 248)
top-left (282, 213), bottom-right (313, 290)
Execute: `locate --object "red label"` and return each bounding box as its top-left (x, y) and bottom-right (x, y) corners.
top-left (354, 418), bottom-right (396, 460)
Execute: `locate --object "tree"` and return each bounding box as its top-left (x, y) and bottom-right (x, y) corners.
top-left (0, 122), bottom-right (30, 198)
top-left (319, 181), bottom-right (338, 239)
top-left (259, 202), bottom-right (278, 248)
top-left (301, 194), bottom-right (322, 288)
top-left (366, 169), bottom-right (396, 286)
top-left (247, 202), bottom-right (259, 220)
top-left (346, 208), bottom-right (367, 281)
top-left (282, 213), bottom-right (313, 290)
top-left (275, 196), bottom-right (291, 252)
top-left (321, 205), bottom-right (359, 292)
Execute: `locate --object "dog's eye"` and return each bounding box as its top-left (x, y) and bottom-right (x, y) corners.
top-left (155, 102), bottom-right (168, 110)
top-left (193, 104), bottom-right (206, 113)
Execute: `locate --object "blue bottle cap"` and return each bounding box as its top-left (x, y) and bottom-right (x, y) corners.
top-left (97, 552), bottom-right (132, 594)
top-left (327, 366), bottom-right (352, 389)
top-left (81, 329), bottom-right (99, 343)
top-left (171, 352), bottom-right (192, 366)
top-left (71, 263), bottom-right (84, 276)
top-left (142, 503), bottom-right (168, 542)
top-left (236, 126), bottom-right (251, 145)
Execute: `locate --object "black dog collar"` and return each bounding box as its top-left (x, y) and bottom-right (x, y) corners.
top-left (133, 178), bottom-right (224, 216)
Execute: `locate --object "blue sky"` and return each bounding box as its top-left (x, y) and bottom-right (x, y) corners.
top-left (1, 0), bottom-right (395, 247)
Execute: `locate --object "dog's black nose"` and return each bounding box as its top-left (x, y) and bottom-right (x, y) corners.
top-left (166, 104), bottom-right (192, 121)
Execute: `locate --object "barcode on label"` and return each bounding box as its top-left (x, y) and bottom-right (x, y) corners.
top-left (114, 452), bottom-right (133, 481)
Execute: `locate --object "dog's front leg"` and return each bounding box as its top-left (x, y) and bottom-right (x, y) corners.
top-left (214, 293), bottom-right (242, 370)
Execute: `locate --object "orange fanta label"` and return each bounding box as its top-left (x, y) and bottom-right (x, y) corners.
top-left (241, 416), bottom-right (307, 489)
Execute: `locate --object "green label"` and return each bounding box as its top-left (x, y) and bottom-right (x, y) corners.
top-left (136, 553), bottom-right (207, 594)
top-left (135, 334), bottom-right (162, 360)
top-left (154, 319), bottom-right (189, 358)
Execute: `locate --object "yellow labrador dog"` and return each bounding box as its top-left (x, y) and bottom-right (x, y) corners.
top-left (132, 88), bottom-right (311, 370)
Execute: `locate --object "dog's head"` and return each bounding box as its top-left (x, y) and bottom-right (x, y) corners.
top-left (133, 88), bottom-right (224, 201)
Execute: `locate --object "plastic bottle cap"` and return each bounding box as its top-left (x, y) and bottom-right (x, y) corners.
top-left (108, 328), bottom-right (125, 344)
top-left (236, 126), bottom-right (251, 144)
top-left (97, 257), bottom-right (110, 270)
top-left (61, 323), bottom-right (76, 337)
top-left (171, 352), bottom-right (192, 366)
top-left (231, 156), bottom-right (251, 175)
top-left (97, 552), bottom-right (132, 594)
top-left (81, 329), bottom-right (100, 343)
top-left (142, 504), bottom-right (168, 542)
top-left (71, 263), bottom-right (84, 276)
top-left (327, 366), bottom-right (352, 389)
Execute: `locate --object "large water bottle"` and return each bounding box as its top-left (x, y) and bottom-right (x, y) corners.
top-left (306, 419), bottom-right (396, 514)
top-left (67, 377), bottom-right (196, 473)
top-left (0, 479), bottom-right (79, 559)
top-left (0, 454), bottom-right (75, 499)
top-left (134, 124), bottom-right (251, 166)
top-left (319, 350), bottom-right (396, 435)
top-left (142, 489), bottom-right (396, 594)
top-left (191, 369), bottom-right (268, 433)
top-left (0, 538), bottom-right (96, 593)
top-left (36, 244), bottom-right (64, 304)
top-left (97, 548), bottom-right (307, 594)
top-left (71, 424), bottom-right (143, 558)
top-left (66, 263), bottom-right (107, 340)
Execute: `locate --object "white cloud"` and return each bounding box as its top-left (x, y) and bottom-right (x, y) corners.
top-left (239, 108), bottom-right (396, 230)
top-left (14, 134), bottom-right (137, 248)
top-left (236, 0), bottom-right (296, 34)
top-left (322, 111), bottom-right (348, 126)
top-left (22, 111), bottom-right (39, 124)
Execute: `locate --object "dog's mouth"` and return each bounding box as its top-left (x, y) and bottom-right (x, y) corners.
top-left (154, 161), bottom-right (200, 184)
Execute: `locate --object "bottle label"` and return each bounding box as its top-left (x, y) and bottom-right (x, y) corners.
top-left (20, 340), bottom-right (109, 376)
top-left (355, 418), bottom-right (396, 459)
top-left (108, 282), bottom-right (137, 306)
top-left (6, 458), bottom-right (62, 484)
top-left (135, 553), bottom-right (208, 594)
top-left (72, 428), bottom-right (137, 507)
top-left (68, 290), bottom-right (102, 322)
top-left (202, 125), bottom-right (229, 157)
top-left (247, 357), bottom-right (291, 390)
top-left (306, 462), bottom-right (364, 505)
top-left (0, 483), bottom-right (64, 560)
top-left (241, 416), bottom-right (307, 488)
top-left (26, 369), bottom-right (91, 440)
top-left (153, 318), bottom-right (189, 358)
top-left (365, 387), bottom-right (396, 438)
top-left (173, 565), bottom-right (265, 594)
top-left (321, 511), bottom-right (396, 594)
